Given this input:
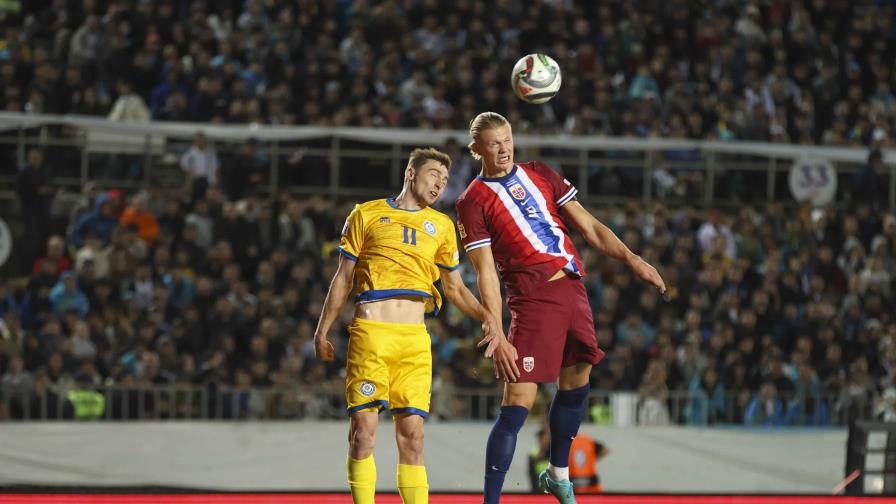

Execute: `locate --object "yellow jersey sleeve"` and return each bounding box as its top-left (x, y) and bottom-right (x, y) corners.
top-left (338, 204), bottom-right (365, 261)
top-left (435, 217), bottom-right (460, 271)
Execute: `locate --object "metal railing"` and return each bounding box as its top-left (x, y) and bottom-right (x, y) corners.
top-left (0, 384), bottom-right (878, 426)
top-left (0, 112), bottom-right (894, 208)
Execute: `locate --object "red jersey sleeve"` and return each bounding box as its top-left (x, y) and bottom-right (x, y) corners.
top-left (533, 161), bottom-right (578, 206)
top-left (455, 194), bottom-right (491, 253)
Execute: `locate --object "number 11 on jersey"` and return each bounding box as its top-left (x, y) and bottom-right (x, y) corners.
top-left (402, 225), bottom-right (417, 245)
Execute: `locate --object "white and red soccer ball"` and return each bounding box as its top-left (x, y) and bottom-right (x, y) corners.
top-left (511, 53), bottom-right (562, 105)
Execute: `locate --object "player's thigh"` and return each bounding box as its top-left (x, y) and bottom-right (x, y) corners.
top-left (507, 293), bottom-right (569, 383)
top-left (345, 319), bottom-right (391, 413)
top-left (388, 323), bottom-right (432, 415)
top-left (561, 280), bottom-right (606, 372)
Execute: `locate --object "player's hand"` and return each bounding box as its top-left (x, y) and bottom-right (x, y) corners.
top-left (481, 331), bottom-right (519, 382)
top-left (477, 313), bottom-right (503, 357)
top-left (628, 255), bottom-right (666, 294)
top-left (314, 335), bottom-right (335, 361)
top-left (492, 335), bottom-right (519, 382)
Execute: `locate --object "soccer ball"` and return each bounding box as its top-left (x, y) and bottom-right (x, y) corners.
top-left (511, 53), bottom-right (562, 104)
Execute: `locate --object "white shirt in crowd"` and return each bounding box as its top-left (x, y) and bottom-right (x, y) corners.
top-left (180, 146), bottom-right (220, 185)
top-left (108, 93), bottom-right (150, 123)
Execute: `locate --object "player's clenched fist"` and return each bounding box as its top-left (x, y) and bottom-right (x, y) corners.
top-left (314, 335), bottom-right (335, 361)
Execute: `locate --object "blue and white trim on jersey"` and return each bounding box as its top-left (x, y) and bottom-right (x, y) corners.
top-left (481, 164), bottom-right (579, 275)
top-left (338, 247), bottom-right (358, 262)
top-left (557, 186), bottom-right (578, 206)
top-left (464, 238), bottom-right (492, 252)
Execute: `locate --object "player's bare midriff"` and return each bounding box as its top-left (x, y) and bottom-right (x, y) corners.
top-left (354, 296), bottom-right (426, 324)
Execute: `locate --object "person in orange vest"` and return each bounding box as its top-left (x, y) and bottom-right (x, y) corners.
top-left (529, 427), bottom-right (610, 494)
top-left (569, 431), bottom-right (609, 493)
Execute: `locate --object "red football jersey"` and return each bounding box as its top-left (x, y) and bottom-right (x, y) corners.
top-left (455, 161), bottom-right (584, 298)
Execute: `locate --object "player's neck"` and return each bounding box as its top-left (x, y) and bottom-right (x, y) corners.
top-left (480, 161), bottom-right (513, 179)
top-left (392, 190), bottom-right (423, 211)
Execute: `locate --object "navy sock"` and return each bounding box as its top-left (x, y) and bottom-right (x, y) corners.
top-left (484, 405), bottom-right (528, 503)
top-left (548, 384), bottom-right (590, 468)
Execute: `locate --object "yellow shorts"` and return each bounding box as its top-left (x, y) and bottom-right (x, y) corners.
top-left (345, 318), bottom-right (432, 417)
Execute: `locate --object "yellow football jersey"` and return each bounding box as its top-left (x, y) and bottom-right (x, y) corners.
top-left (338, 198), bottom-right (460, 316)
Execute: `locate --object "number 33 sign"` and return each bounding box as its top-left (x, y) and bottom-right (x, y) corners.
top-left (789, 158), bottom-right (837, 206)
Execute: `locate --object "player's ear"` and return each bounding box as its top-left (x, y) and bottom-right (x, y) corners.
top-left (404, 164), bottom-right (415, 182)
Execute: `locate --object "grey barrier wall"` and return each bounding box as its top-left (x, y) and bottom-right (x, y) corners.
top-left (0, 422), bottom-right (847, 493)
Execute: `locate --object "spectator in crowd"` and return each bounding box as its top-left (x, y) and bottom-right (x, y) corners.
top-left (16, 148), bottom-right (53, 262)
top-left (31, 235), bottom-right (71, 279)
top-left (69, 192), bottom-right (120, 248)
top-left (119, 191), bottom-right (160, 246)
top-left (107, 80), bottom-right (150, 123)
top-left (48, 272), bottom-right (89, 318)
top-left (180, 132), bottom-right (220, 204)
top-left (744, 381), bottom-right (786, 427)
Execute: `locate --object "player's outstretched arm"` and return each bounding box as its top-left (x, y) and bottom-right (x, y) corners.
top-left (467, 246), bottom-right (520, 382)
top-left (440, 268), bottom-right (504, 342)
top-left (561, 200), bottom-right (666, 294)
top-left (313, 254), bottom-right (356, 361)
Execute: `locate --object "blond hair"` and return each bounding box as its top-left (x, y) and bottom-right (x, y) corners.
top-left (468, 112), bottom-right (509, 160)
top-left (408, 147), bottom-right (451, 171)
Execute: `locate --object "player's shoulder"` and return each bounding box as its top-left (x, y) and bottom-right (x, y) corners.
top-left (422, 206), bottom-right (455, 229)
top-left (356, 198), bottom-right (388, 211)
top-left (519, 159), bottom-right (557, 176)
top-left (455, 179), bottom-right (489, 208)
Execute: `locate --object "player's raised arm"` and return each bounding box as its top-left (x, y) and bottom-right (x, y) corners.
top-left (313, 254), bottom-right (357, 361)
top-left (467, 246), bottom-right (520, 382)
top-left (560, 200), bottom-right (666, 294)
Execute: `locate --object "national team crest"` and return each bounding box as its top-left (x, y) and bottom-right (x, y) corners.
top-left (379, 216), bottom-right (391, 224)
top-left (360, 381), bottom-right (376, 397)
top-left (508, 183), bottom-right (527, 200)
top-left (522, 357), bottom-right (534, 372)
top-left (424, 221), bottom-right (437, 236)
top-left (458, 223), bottom-right (467, 239)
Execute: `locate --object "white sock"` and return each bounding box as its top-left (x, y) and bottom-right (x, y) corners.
top-left (548, 464), bottom-right (569, 481)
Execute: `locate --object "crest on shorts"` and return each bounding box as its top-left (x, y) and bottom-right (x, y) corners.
top-left (508, 183), bottom-right (527, 200)
top-left (523, 356), bottom-right (535, 372)
top-left (360, 381), bottom-right (376, 397)
top-left (458, 223), bottom-right (467, 239)
top-left (424, 220), bottom-right (437, 236)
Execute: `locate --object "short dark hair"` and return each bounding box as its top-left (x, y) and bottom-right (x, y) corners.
top-left (408, 147), bottom-right (451, 172)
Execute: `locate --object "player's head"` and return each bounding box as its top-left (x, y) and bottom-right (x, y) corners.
top-left (404, 147), bottom-right (451, 207)
top-left (468, 112), bottom-right (513, 173)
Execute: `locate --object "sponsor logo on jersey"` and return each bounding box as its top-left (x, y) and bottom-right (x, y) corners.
top-left (360, 381), bottom-right (376, 397)
top-left (523, 356), bottom-right (535, 372)
top-left (424, 221), bottom-right (437, 236)
top-left (508, 183), bottom-right (527, 200)
top-left (379, 216), bottom-right (391, 224)
top-left (458, 223), bottom-right (467, 239)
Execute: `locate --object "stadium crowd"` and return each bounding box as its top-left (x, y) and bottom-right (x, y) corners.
top-left (2, 0), bottom-right (896, 424)
top-left (0, 0), bottom-right (894, 146)
top-left (4, 140), bottom-right (896, 424)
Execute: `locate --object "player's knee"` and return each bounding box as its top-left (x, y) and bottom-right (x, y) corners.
top-left (349, 424), bottom-right (377, 456)
top-left (396, 426), bottom-right (425, 455)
